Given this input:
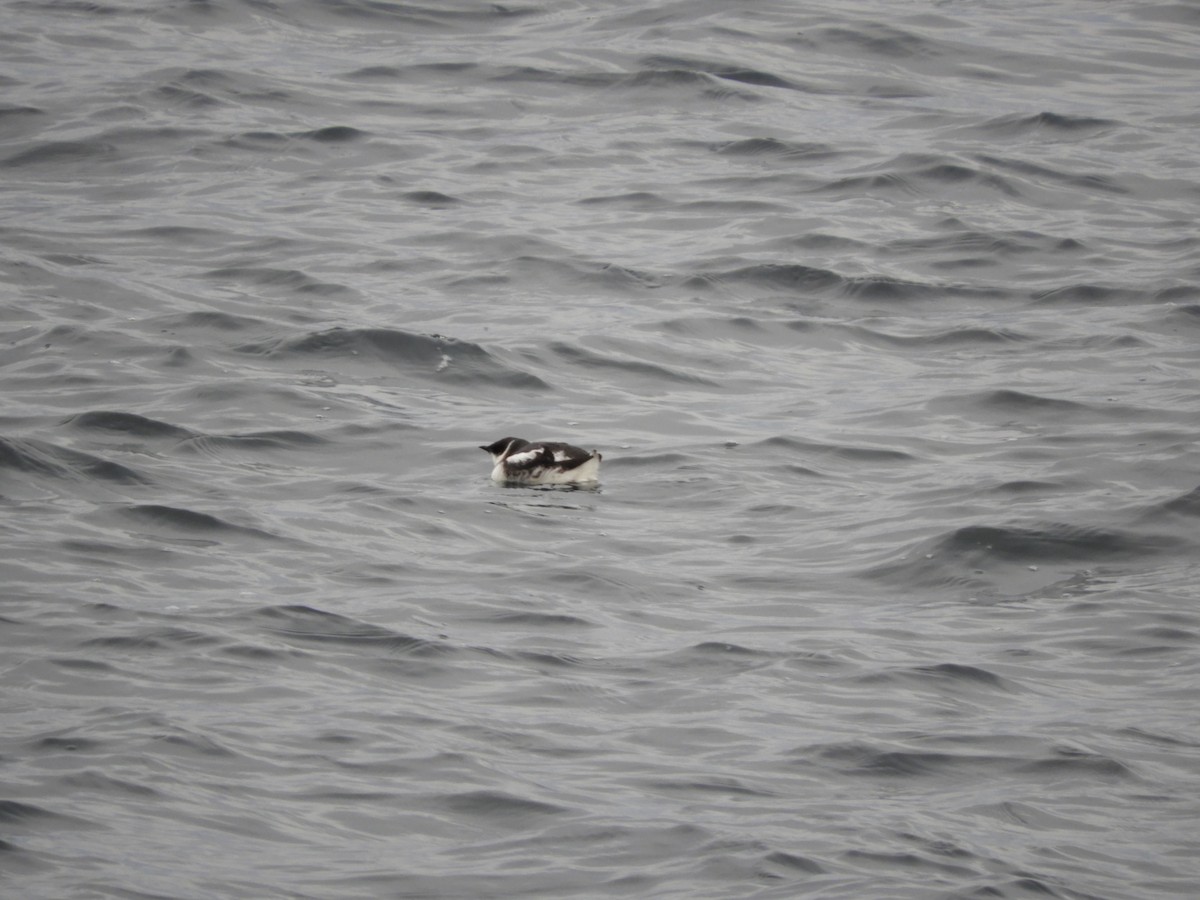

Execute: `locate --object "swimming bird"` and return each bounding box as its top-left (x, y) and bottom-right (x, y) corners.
top-left (480, 436), bottom-right (601, 485)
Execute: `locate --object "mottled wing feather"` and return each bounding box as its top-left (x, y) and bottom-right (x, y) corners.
top-left (493, 439), bottom-right (598, 482)
top-left (539, 442), bottom-right (593, 471)
top-left (555, 452), bottom-right (594, 471)
top-left (505, 447), bottom-right (551, 470)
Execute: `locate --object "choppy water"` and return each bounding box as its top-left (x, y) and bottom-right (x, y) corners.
top-left (3, 1), bottom-right (1200, 897)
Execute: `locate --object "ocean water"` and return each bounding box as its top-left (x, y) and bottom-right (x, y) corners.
top-left (2, 0), bottom-right (1200, 897)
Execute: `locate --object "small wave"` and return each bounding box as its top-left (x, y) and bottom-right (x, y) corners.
top-left (400, 190), bottom-right (460, 206)
top-left (0, 800), bottom-right (98, 833)
top-left (945, 522), bottom-right (1178, 562)
top-left (0, 106), bottom-right (46, 146)
top-left (627, 68), bottom-right (754, 98)
top-left (884, 225), bottom-right (1086, 259)
top-left (1167, 301), bottom-right (1200, 324)
top-left (1, 140), bottom-right (117, 168)
top-left (577, 191), bottom-right (666, 208)
top-left (319, 1), bottom-right (534, 26)
top-left (470, 611), bottom-right (594, 628)
top-left (178, 429), bottom-right (326, 454)
top-left (652, 313), bottom-right (992, 357)
top-left (383, 61), bottom-right (759, 98)
top-left (687, 262), bottom-right (843, 293)
top-left (440, 790), bottom-right (567, 819)
top-left (0, 436), bottom-right (149, 484)
top-left (1050, 332), bottom-right (1149, 351)
top-left (221, 125), bottom-right (367, 146)
top-left (249, 604), bottom-right (444, 656)
top-left (976, 154), bottom-right (1129, 195)
top-left (985, 479), bottom-right (1067, 496)
top-left (1018, 746), bottom-right (1134, 779)
top-left (62, 410), bottom-right (194, 439)
top-left (201, 266), bottom-right (353, 296)
top-left (641, 55), bottom-right (804, 91)
top-left (1118, 727), bottom-right (1199, 749)
top-left (642, 775), bottom-right (776, 799)
top-left (801, 734), bottom-right (1132, 785)
top-left (911, 662), bottom-right (1009, 688)
top-left (63, 771), bottom-right (162, 799)
top-left (685, 640), bottom-right (769, 658)
top-left (928, 388), bottom-right (1142, 423)
top-left (92, 124), bottom-right (209, 152)
top-left (35, 734), bottom-right (106, 753)
top-left (152, 82), bottom-right (223, 109)
top-left (707, 137), bottom-right (838, 159)
top-left (971, 111), bottom-right (1121, 138)
top-left (875, 517), bottom-right (1192, 599)
top-left (816, 172), bottom-right (924, 196)
top-left (802, 741), bottom-right (1013, 779)
top-left (80, 626), bottom-right (223, 653)
top-left (492, 64), bottom-right (609, 87)
top-left (444, 254), bottom-right (658, 291)
top-left (155, 729), bottom-right (238, 759)
top-left (808, 23), bottom-right (941, 59)
top-left (74, 619), bottom-right (285, 672)
top-left (605, 452), bottom-right (692, 469)
top-left (1030, 283), bottom-right (1186, 305)
top-left (762, 851), bottom-right (826, 875)
top-left (343, 64), bottom-right (405, 80)
top-left (752, 435), bottom-right (916, 463)
top-left (510, 649), bottom-right (594, 669)
top-left (651, 315), bottom-right (778, 343)
top-left (1132, 485), bottom-right (1200, 532)
top-left (150, 66), bottom-right (291, 104)
top-left (869, 520), bottom-right (1185, 592)
top-left (236, 326), bottom-right (548, 389)
top-left (116, 504), bottom-right (285, 542)
top-left (785, 232), bottom-right (871, 252)
top-left (1159, 486), bottom-right (1200, 518)
top-left (0, 105), bottom-right (44, 122)
top-left (822, 155), bottom-right (1020, 199)
top-left (677, 199), bottom-right (789, 214)
top-left (913, 162), bottom-right (1019, 195)
top-left (948, 388), bottom-right (1090, 414)
top-left (123, 225), bottom-right (228, 245)
top-left (296, 125), bottom-right (365, 143)
top-left (510, 255), bottom-right (660, 290)
top-left (426, 59), bottom-right (703, 98)
top-left (548, 341), bottom-right (718, 387)
top-left (852, 324), bottom-right (1029, 348)
top-left (842, 273), bottom-right (970, 302)
top-left (686, 262), bottom-right (984, 303)
top-left (151, 310), bottom-right (265, 331)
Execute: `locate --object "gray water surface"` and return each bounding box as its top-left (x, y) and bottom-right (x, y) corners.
top-left (2, 1), bottom-right (1199, 897)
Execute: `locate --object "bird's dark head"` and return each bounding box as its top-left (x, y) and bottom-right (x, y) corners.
top-left (480, 437), bottom-right (527, 458)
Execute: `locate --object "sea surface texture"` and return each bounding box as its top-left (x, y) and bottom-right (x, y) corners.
top-left (3, 1), bottom-right (1199, 898)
